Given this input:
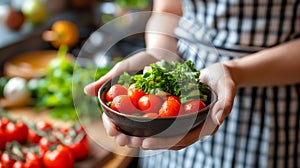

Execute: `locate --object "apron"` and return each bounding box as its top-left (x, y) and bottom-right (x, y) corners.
top-left (140, 0), bottom-right (300, 167)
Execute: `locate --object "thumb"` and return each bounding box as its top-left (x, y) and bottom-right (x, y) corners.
top-left (84, 74), bottom-right (111, 96)
top-left (84, 62), bottom-right (125, 96)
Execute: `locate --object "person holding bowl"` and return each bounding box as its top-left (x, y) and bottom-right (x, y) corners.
top-left (85, 0), bottom-right (300, 167)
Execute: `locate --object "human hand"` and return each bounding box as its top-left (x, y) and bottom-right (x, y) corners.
top-left (101, 62), bottom-right (237, 150)
top-left (200, 62), bottom-right (236, 125)
top-left (84, 51), bottom-right (159, 96)
top-left (102, 112), bottom-right (218, 150)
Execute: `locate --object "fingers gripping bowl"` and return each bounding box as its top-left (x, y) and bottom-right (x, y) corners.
top-left (98, 60), bottom-right (217, 137)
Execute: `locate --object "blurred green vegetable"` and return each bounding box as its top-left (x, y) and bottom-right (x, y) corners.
top-left (115, 0), bottom-right (149, 9)
top-left (30, 45), bottom-right (121, 121)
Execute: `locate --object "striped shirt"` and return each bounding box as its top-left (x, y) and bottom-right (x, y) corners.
top-left (140, 0), bottom-right (300, 168)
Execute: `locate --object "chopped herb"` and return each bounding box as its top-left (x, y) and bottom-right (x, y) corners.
top-left (118, 60), bottom-right (209, 102)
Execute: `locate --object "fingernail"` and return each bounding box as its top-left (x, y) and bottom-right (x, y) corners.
top-left (84, 83), bottom-right (96, 96)
top-left (83, 83), bottom-right (92, 92)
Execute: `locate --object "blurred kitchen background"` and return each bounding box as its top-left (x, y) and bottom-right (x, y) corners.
top-left (0, 1), bottom-right (153, 167)
top-left (0, 0), bottom-right (152, 73)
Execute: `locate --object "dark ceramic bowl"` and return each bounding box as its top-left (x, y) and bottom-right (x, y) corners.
top-left (98, 76), bottom-right (217, 138)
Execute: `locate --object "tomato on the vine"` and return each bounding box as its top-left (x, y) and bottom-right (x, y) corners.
top-left (24, 152), bottom-right (42, 168)
top-left (0, 117), bottom-right (9, 130)
top-left (0, 129), bottom-right (6, 150)
top-left (38, 137), bottom-right (56, 157)
top-left (5, 121), bottom-right (28, 144)
top-left (1, 152), bottom-right (16, 168)
top-left (0, 162), bottom-right (9, 168)
top-left (12, 161), bottom-right (25, 168)
top-left (159, 99), bottom-right (181, 117)
top-left (43, 145), bottom-right (75, 168)
top-left (138, 94), bottom-right (162, 113)
top-left (67, 134), bottom-right (90, 161)
top-left (35, 121), bottom-right (52, 131)
top-left (111, 95), bottom-right (138, 115)
top-left (105, 84), bottom-right (127, 102)
top-left (28, 121), bottom-right (52, 143)
top-left (183, 100), bottom-right (206, 114)
top-left (12, 158), bottom-right (41, 168)
top-left (128, 83), bottom-right (146, 107)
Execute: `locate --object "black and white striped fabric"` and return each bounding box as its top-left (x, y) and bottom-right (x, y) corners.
top-left (140, 0), bottom-right (300, 168)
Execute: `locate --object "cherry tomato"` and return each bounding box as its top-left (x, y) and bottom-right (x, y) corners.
top-left (138, 94), bottom-right (162, 113)
top-left (22, 152), bottom-right (42, 168)
top-left (28, 121), bottom-right (52, 143)
top-left (142, 113), bottom-right (159, 118)
top-left (0, 117), bottom-right (10, 130)
top-left (128, 83), bottom-right (146, 107)
top-left (159, 99), bottom-right (181, 117)
top-left (183, 100), bottom-right (206, 114)
top-left (43, 145), bottom-right (75, 168)
top-left (105, 84), bottom-right (127, 102)
top-left (164, 95), bottom-right (180, 102)
top-left (111, 95), bottom-right (138, 115)
top-left (38, 137), bottom-right (56, 157)
top-left (0, 129), bottom-right (6, 150)
top-left (1, 152), bottom-right (15, 168)
top-left (5, 121), bottom-right (28, 144)
top-left (36, 121), bottom-right (52, 130)
top-left (27, 131), bottom-right (41, 144)
top-left (0, 162), bottom-right (9, 168)
top-left (67, 134), bottom-right (90, 161)
top-left (12, 161), bottom-right (25, 168)
top-left (12, 155), bottom-right (42, 168)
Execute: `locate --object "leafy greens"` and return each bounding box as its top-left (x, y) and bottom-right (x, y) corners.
top-left (118, 60), bottom-right (210, 103)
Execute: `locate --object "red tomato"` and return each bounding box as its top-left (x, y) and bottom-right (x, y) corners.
top-left (0, 129), bottom-right (6, 150)
top-left (67, 134), bottom-right (90, 160)
top-left (138, 94), bottom-right (162, 113)
top-left (128, 83), bottom-right (146, 107)
top-left (38, 137), bottom-right (55, 157)
top-left (36, 121), bottom-right (52, 130)
top-left (28, 121), bottom-right (52, 143)
top-left (11, 161), bottom-right (24, 168)
top-left (5, 121), bottom-right (28, 144)
top-left (111, 95), bottom-right (138, 115)
top-left (0, 162), bottom-right (9, 168)
top-left (43, 145), bottom-right (75, 168)
top-left (164, 95), bottom-right (180, 102)
top-left (12, 156), bottom-right (41, 168)
top-left (142, 113), bottom-right (159, 118)
top-left (27, 131), bottom-right (40, 144)
top-left (105, 84), bottom-right (127, 102)
top-left (25, 152), bottom-right (42, 168)
top-left (183, 100), bottom-right (206, 114)
top-left (159, 99), bottom-right (181, 117)
top-left (1, 153), bottom-right (15, 168)
top-left (0, 117), bottom-right (9, 130)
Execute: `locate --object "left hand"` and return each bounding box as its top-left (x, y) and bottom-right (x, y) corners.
top-left (102, 112), bottom-right (218, 150)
